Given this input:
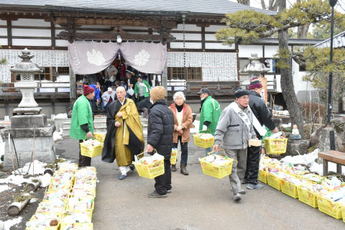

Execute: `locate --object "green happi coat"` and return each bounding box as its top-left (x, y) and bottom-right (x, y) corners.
top-left (69, 95), bottom-right (94, 140)
top-left (199, 96), bottom-right (221, 135)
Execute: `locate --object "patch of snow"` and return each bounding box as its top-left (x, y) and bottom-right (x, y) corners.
top-left (12, 160), bottom-right (47, 176)
top-left (53, 128), bottom-right (64, 143)
top-left (38, 173), bottom-right (52, 187)
top-left (281, 149), bottom-right (345, 175)
top-left (0, 185), bottom-right (10, 193)
top-left (0, 175), bottom-right (30, 186)
top-left (0, 217), bottom-right (22, 230)
top-left (29, 198), bottom-right (38, 203)
top-left (53, 113), bottom-right (68, 119)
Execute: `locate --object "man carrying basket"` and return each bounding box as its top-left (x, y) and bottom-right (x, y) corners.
top-left (146, 86), bottom-right (174, 198)
top-left (213, 89), bottom-right (257, 202)
top-left (69, 85), bottom-right (95, 167)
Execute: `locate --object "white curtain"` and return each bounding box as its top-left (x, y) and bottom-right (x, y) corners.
top-left (68, 41), bottom-right (167, 75)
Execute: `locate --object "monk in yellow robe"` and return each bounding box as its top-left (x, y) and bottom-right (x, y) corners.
top-left (102, 86), bottom-right (144, 180)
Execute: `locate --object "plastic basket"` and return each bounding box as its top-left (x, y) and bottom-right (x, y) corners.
top-left (199, 156), bottom-right (233, 179)
top-left (170, 148), bottom-right (177, 165)
top-left (281, 179), bottom-right (298, 199)
top-left (297, 186), bottom-right (318, 208)
top-left (60, 223), bottom-right (93, 230)
top-left (317, 196), bottom-right (343, 219)
top-left (266, 173), bottom-right (282, 191)
top-left (264, 138), bottom-right (288, 155)
top-left (94, 133), bottom-right (105, 143)
top-left (193, 134), bottom-right (214, 148)
top-left (80, 141), bottom-right (102, 158)
top-left (133, 153), bottom-right (165, 179)
top-left (258, 170), bottom-right (267, 184)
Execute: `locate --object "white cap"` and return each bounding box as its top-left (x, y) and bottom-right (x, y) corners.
top-left (107, 87), bottom-right (113, 92)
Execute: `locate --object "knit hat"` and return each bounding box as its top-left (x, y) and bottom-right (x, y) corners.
top-left (197, 88), bottom-right (211, 95)
top-left (248, 77), bottom-right (263, 90)
top-left (234, 88), bottom-right (249, 98)
top-left (83, 85), bottom-right (94, 96)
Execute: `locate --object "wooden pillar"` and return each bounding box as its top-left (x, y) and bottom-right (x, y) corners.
top-left (162, 66), bottom-right (168, 88)
top-left (51, 21), bottom-right (56, 48)
top-left (7, 19), bottom-right (12, 47)
top-left (201, 26), bottom-right (205, 51)
top-left (69, 65), bottom-right (76, 101)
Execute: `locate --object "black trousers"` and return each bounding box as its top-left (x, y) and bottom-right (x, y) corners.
top-left (244, 146), bottom-right (261, 185)
top-left (173, 136), bottom-right (188, 166)
top-left (154, 159), bottom-right (172, 195)
top-left (79, 140), bottom-right (91, 167)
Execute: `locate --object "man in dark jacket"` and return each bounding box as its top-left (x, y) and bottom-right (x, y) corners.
top-left (245, 78), bottom-right (278, 190)
top-left (146, 86), bottom-right (174, 198)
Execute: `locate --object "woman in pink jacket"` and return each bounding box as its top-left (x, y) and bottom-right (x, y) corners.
top-left (169, 92), bottom-right (193, 175)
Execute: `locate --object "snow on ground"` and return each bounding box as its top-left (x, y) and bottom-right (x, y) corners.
top-left (0, 161), bottom-right (52, 188)
top-left (0, 217), bottom-right (22, 230)
top-left (280, 149), bottom-right (345, 175)
top-left (0, 185), bottom-right (9, 193)
top-left (12, 160), bottom-right (47, 176)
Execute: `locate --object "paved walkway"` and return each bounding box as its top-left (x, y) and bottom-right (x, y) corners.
top-left (56, 138), bottom-right (344, 230)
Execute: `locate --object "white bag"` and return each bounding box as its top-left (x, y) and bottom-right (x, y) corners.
top-left (127, 87), bottom-right (134, 96)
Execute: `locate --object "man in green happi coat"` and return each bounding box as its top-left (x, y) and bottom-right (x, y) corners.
top-left (198, 88), bottom-right (221, 135)
top-left (70, 85), bottom-right (95, 167)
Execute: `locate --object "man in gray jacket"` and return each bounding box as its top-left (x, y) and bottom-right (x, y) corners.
top-left (213, 89), bottom-right (257, 202)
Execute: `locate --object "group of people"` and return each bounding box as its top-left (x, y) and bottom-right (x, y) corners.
top-left (84, 69), bottom-right (153, 115)
top-left (69, 77), bottom-right (278, 201)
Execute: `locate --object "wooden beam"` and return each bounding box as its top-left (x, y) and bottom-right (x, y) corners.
top-left (57, 31), bottom-right (174, 42)
top-left (54, 17), bottom-right (171, 29)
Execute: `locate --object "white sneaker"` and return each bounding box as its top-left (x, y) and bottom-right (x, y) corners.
top-left (119, 166), bottom-right (128, 175)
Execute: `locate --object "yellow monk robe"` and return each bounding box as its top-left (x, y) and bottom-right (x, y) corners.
top-left (114, 99), bottom-right (144, 166)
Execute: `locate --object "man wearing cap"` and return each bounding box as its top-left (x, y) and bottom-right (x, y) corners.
top-left (245, 78), bottom-right (279, 190)
top-left (213, 89), bottom-right (257, 202)
top-left (198, 88), bottom-right (221, 136)
top-left (102, 87), bottom-right (116, 110)
top-left (70, 85), bottom-right (95, 167)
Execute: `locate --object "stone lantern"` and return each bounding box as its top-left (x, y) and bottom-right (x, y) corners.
top-left (0, 48), bottom-right (55, 169)
top-left (243, 53), bottom-right (270, 102)
top-left (11, 48), bottom-right (41, 114)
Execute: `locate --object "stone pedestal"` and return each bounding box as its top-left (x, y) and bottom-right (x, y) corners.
top-left (318, 126), bottom-right (336, 152)
top-left (0, 125), bottom-right (55, 169)
top-left (286, 139), bottom-right (310, 156)
top-left (11, 114), bottom-right (47, 128)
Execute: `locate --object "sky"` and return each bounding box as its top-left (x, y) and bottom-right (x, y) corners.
top-left (229, 0), bottom-right (345, 13)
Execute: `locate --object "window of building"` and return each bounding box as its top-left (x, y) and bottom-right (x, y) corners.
top-left (34, 67), bottom-right (52, 81)
top-left (167, 67), bottom-right (202, 81)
